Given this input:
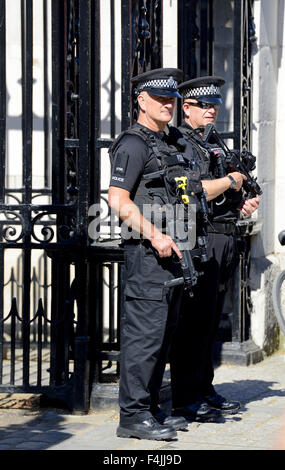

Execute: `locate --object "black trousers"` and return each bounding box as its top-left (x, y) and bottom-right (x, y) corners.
top-left (119, 242), bottom-right (183, 425)
top-left (170, 232), bottom-right (237, 407)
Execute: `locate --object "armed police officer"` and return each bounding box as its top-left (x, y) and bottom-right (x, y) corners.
top-left (108, 68), bottom-right (190, 441)
top-left (108, 69), bottom-right (241, 439)
top-left (170, 76), bottom-right (260, 421)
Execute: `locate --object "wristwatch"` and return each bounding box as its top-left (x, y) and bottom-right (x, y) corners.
top-left (227, 174), bottom-right (237, 189)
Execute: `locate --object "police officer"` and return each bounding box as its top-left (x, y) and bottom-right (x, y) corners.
top-left (170, 76), bottom-right (259, 421)
top-left (108, 68), bottom-right (190, 440)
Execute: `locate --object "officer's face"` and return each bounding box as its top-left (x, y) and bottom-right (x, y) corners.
top-left (182, 99), bottom-right (219, 130)
top-left (137, 91), bottom-right (176, 131)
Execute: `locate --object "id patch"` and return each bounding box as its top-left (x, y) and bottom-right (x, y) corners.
top-left (113, 152), bottom-right (129, 177)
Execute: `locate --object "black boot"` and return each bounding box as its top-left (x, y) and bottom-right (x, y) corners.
top-left (116, 417), bottom-right (177, 440)
top-left (152, 407), bottom-right (188, 431)
top-left (173, 398), bottom-right (222, 422)
top-left (204, 391), bottom-right (241, 415)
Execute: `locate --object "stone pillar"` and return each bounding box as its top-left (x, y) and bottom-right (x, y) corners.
top-left (250, 0), bottom-right (285, 353)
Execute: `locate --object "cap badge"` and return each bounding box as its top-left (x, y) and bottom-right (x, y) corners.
top-left (167, 76), bottom-right (175, 88)
top-left (209, 84), bottom-right (216, 94)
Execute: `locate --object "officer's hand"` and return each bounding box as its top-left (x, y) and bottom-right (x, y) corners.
top-left (240, 196), bottom-right (260, 216)
top-left (228, 172), bottom-right (247, 191)
top-left (151, 234), bottom-right (182, 259)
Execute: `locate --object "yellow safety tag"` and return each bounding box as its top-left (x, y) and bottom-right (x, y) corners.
top-left (182, 195), bottom-right (190, 204)
top-left (174, 176), bottom-right (189, 204)
top-left (174, 176), bottom-right (187, 189)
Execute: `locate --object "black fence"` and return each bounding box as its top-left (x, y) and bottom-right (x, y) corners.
top-left (0, 0), bottom-right (260, 412)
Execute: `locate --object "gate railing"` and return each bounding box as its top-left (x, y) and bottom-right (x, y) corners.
top-left (0, 0), bottom-right (164, 411)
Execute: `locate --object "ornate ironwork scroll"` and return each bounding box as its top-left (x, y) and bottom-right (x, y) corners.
top-left (234, 0), bottom-right (257, 151)
top-left (131, 0), bottom-right (162, 77)
top-left (122, 0), bottom-right (163, 124)
top-left (65, 0), bottom-right (80, 206)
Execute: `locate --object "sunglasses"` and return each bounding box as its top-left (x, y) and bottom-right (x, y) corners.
top-left (184, 101), bottom-right (220, 110)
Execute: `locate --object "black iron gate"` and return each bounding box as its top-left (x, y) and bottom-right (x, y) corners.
top-left (0, 0), bottom-right (93, 410)
top-left (0, 0), bottom-right (164, 412)
top-left (0, 0), bottom-right (261, 412)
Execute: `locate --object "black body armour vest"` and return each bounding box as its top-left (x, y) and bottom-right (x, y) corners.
top-left (178, 124), bottom-right (212, 179)
top-left (109, 125), bottom-right (209, 264)
top-left (178, 123), bottom-right (242, 223)
top-left (109, 125), bottom-right (204, 213)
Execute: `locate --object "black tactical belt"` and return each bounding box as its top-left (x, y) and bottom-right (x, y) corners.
top-left (207, 221), bottom-right (236, 235)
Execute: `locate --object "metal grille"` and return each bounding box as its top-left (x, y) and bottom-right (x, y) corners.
top-left (0, 0), bottom-right (164, 411)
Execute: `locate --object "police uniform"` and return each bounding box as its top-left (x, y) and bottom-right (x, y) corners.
top-left (170, 76), bottom-right (241, 419)
top-left (109, 68), bottom-right (189, 440)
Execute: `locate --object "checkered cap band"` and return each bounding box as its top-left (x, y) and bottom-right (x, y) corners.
top-left (138, 77), bottom-right (178, 91)
top-left (183, 85), bottom-right (221, 98)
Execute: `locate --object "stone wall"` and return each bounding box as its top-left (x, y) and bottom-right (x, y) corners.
top-left (250, 0), bottom-right (285, 351)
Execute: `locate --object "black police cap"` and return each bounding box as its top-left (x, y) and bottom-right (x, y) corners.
top-left (131, 68), bottom-right (183, 98)
top-left (178, 75), bottom-right (225, 105)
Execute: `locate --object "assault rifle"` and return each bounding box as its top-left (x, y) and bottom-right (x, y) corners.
top-left (164, 161), bottom-right (209, 297)
top-left (143, 158), bottom-right (209, 297)
top-left (165, 163), bottom-right (209, 296)
top-left (163, 217), bottom-right (204, 297)
top-left (202, 123), bottom-right (263, 199)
